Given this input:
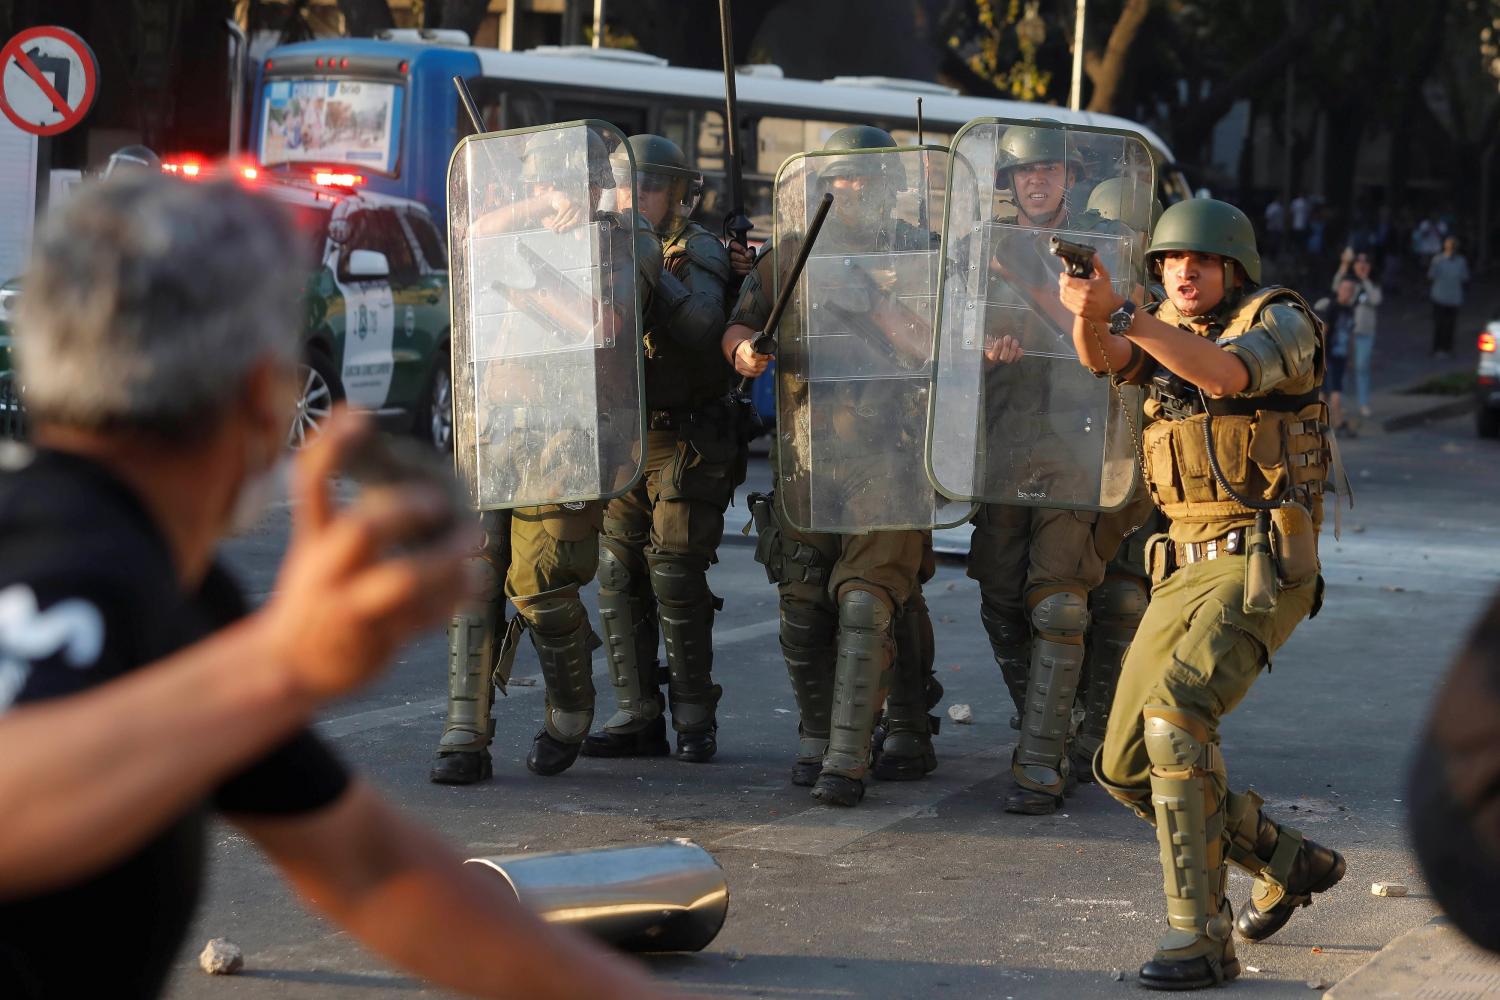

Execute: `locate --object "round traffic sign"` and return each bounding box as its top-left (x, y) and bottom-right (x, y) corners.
top-left (0, 26), bottom-right (98, 137)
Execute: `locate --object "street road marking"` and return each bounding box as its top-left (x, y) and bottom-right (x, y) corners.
top-left (715, 746), bottom-right (1008, 856)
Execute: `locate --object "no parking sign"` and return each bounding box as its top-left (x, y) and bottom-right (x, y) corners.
top-left (0, 26), bottom-right (98, 137)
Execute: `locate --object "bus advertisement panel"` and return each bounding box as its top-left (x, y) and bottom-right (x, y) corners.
top-left (260, 79), bottom-right (404, 175)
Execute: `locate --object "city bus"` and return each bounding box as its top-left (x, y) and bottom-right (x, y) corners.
top-left (250, 33), bottom-right (1189, 422)
top-left (250, 33), bottom-right (1190, 232)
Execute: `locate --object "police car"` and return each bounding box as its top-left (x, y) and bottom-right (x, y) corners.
top-left (1479, 322), bottom-right (1500, 438)
top-left (262, 171), bottom-right (454, 451)
top-left (0, 173), bottom-right (455, 451)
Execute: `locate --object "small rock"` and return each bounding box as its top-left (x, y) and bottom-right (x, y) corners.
top-left (1382, 585), bottom-right (1406, 593)
top-left (1372, 881), bottom-right (1409, 897)
top-left (1350, 524), bottom-right (1366, 533)
top-left (199, 938), bottom-right (243, 976)
top-left (1245, 966), bottom-right (1261, 973)
top-left (509, 677), bottom-right (537, 687)
top-left (1307, 980), bottom-right (1327, 990)
top-left (947, 703), bottom-right (974, 724)
top-left (1110, 969), bottom-right (1124, 981)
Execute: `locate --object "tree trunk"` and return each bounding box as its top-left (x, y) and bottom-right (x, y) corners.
top-left (1083, 0), bottom-right (1150, 115)
top-left (423, 0), bottom-right (488, 40)
top-left (337, 0), bottom-right (394, 37)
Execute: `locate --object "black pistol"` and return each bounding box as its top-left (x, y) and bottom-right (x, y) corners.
top-left (1048, 235), bottom-right (1097, 278)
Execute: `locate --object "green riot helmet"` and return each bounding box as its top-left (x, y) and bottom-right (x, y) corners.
top-left (1147, 197), bottom-right (1261, 285)
top-left (1085, 177), bottom-right (1158, 232)
top-left (614, 134), bottom-right (703, 231)
top-left (521, 128), bottom-right (616, 191)
top-left (818, 125), bottom-right (905, 228)
top-left (998, 123), bottom-right (1084, 226)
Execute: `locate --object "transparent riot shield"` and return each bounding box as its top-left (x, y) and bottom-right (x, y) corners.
top-left (448, 120), bottom-right (646, 510)
top-left (928, 120), bottom-right (1152, 511)
top-left (772, 145), bottom-right (971, 533)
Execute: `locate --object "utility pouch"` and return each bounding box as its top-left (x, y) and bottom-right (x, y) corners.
top-left (1243, 510), bottom-right (1278, 615)
top-left (747, 491), bottom-right (783, 584)
top-left (1270, 501), bottom-right (1319, 587)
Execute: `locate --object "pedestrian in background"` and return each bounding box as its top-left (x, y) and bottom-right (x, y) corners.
top-left (1333, 248), bottom-right (1384, 421)
top-left (1316, 275), bottom-right (1359, 435)
top-left (1428, 236), bottom-right (1470, 358)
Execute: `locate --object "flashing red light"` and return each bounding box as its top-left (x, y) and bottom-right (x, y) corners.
top-left (398, 60), bottom-right (409, 74)
top-left (181, 163), bottom-right (201, 178)
top-left (315, 57), bottom-right (324, 68)
top-left (161, 158), bottom-right (205, 179)
top-left (264, 59), bottom-right (273, 71)
top-left (341, 58), bottom-right (349, 68)
top-left (241, 166), bottom-right (259, 181)
top-left (1481, 331), bottom-right (1497, 353)
top-left (314, 170), bottom-right (365, 187)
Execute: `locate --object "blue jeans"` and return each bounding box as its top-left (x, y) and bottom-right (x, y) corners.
top-left (1352, 334), bottom-right (1375, 410)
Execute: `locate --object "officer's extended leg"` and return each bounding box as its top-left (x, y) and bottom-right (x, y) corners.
top-left (875, 587), bottom-right (940, 781)
top-left (1006, 587), bottom-right (1089, 814)
top-left (1138, 705), bottom-right (1240, 991)
top-left (431, 511), bottom-right (507, 785)
top-left (1225, 790), bottom-right (1346, 942)
top-left (813, 585), bottom-right (895, 807)
top-left (516, 587), bottom-right (599, 776)
top-left (651, 549), bottom-right (724, 761)
top-left (582, 530), bottom-right (670, 758)
top-left (1072, 573), bottom-right (1147, 781)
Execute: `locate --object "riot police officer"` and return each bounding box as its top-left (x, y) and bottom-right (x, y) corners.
top-left (431, 126), bottom-right (661, 783)
top-left (965, 124), bottom-right (1153, 816)
top-left (1059, 198), bottom-right (1346, 989)
top-left (579, 135), bottom-right (739, 763)
top-left (727, 126), bottom-right (946, 805)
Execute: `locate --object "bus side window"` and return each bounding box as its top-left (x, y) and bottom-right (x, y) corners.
top-left (661, 107), bottom-right (729, 231)
top-left (468, 79), bottom-right (550, 132)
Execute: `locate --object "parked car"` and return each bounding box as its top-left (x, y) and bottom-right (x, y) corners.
top-left (1480, 323), bottom-right (1499, 439)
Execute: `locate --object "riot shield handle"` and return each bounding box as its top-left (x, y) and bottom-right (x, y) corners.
top-left (736, 191), bottom-right (834, 392)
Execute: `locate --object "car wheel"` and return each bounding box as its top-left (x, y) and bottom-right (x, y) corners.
top-left (1480, 405), bottom-right (1500, 440)
top-left (289, 355), bottom-right (337, 448)
top-left (418, 350), bottom-right (453, 453)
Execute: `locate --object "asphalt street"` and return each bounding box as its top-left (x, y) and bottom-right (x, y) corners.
top-left (164, 413), bottom-right (1500, 1000)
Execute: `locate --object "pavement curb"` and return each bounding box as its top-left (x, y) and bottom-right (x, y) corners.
top-left (1382, 395), bottom-right (1475, 432)
top-left (1323, 916), bottom-right (1500, 998)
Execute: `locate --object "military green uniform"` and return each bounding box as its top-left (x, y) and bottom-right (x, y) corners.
top-left (1088, 199), bottom-right (1346, 990)
top-left (739, 131), bottom-right (944, 801)
top-left (966, 125), bottom-right (1152, 814)
top-left (433, 127), bottom-right (662, 782)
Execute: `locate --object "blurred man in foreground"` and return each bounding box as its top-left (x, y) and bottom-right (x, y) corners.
top-left (0, 175), bottom-right (664, 1000)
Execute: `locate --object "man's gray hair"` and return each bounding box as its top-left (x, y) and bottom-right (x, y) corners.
top-left (16, 175), bottom-right (309, 438)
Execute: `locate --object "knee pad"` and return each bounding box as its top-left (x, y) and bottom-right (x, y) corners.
top-left (1030, 590), bottom-right (1088, 642)
top-left (1143, 704), bottom-right (1214, 769)
top-left (518, 593), bottom-right (588, 639)
top-left (597, 539), bottom-right (637, 594)
top-left (1090, 576), bottom-right (1148, 627)
top-left (647, 551), bottom-right (711, 607)
top-left (838, 587), bottom-right (892, 634)
top-left (780, 597), bottom-right (836, 652)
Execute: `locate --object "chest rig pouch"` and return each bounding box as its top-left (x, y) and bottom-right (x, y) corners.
top-left (1141, 288), bottom-right (1342, 608)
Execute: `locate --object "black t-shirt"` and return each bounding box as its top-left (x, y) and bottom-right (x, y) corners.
top-left (0, 447), bottom-right (350, 999)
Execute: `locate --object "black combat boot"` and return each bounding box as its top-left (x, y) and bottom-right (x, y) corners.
top-left (430, 748), bottom-right (492, 785)
top-left (1234, 819), bottom-right (1346, 942)
top-left (581, 714), bottom-right (672, 758)
top-left (526, 730), bottom-right (582, 776)
top-left (675, 721), bottom-right (718, 763)
top-left (812, 772), bottom-right (864, 807)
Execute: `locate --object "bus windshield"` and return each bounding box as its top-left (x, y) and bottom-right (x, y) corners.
top-left (260, 78), bottom-right (405, 175)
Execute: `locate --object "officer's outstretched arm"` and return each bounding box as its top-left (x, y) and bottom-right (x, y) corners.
top-left (1058, 263), bottom-right (1249, 396)
top-left (236, 781), bottom-right (669, 1000)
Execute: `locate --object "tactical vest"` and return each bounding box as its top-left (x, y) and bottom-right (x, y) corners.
top-left (1140, 287), bottom-right (1330, 532)
top-left (643, 220), bottom-right (733, 411)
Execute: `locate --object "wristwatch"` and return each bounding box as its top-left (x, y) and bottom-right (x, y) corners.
top-left (1108, 299), bottom-right (1136, 336)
